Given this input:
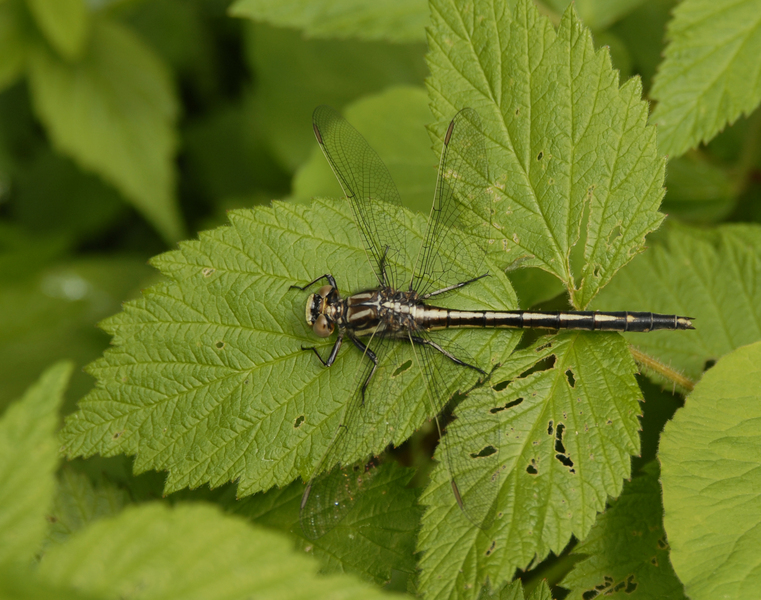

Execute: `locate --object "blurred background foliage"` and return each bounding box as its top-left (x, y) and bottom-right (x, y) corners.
top-left (0, 0), bottom-right (759, 428)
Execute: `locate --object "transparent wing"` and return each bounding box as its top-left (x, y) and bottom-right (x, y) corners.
top-left (410, 330), bottom-right (501, 529)
top-left (299, 332), bottom-right (400, 540)
top-left (411, 108), bottom-right (492, 298)
top-left (313, 105), bottom-right (406, 289)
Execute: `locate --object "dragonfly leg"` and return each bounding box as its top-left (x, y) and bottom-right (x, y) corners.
top-left (348, 334), bottom-right (378, 405)
top-left (410, 336), bottom-right (486, 375)
top-left (420, 273), bottom-right (489, 299)
top-left (303, 331), bottom-right (344, 367)
top-left (290, 273), bottom-right (338, 291)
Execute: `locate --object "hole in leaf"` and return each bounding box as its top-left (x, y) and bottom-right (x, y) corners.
top-left (112, 430), bottom-right (123, 440)
top-left (493, 380), bottom-right (509, 392)
top-left (518, 355), bottom-right (555, 379)
top-left (294, 415), bottom-right (305, 428)
top-left (485, 540), bottom-right (496, 556)
top-left (215, 341), bottom-right (225, 349)
top-left (625, 576), bottom-right (637, 593)
top-left (556, 453), bottom-right (575, 472)
top-left (593, 265), bottom-right (601, 278)
top-left (526, 463), bottom-right (538, 475)
top-left (515, 108), bottom-right (520, 115)
top-left (471, 445), bottom-right (497, 459)
top-left (703, 359), bottom-right (716, 371)
top-left (607, 225), bottom-right (622, 244)
top-left (565, 368), bottom-right (576, 388)
top-left (554, 424), bottom-right (575, 472)
top-left (202, 267), bottom-right (215, 277)
top-left (490, 397), bottom-right (523, 413)
top-left (537, 151), bottom-right (543, 160)
top-left (392, 359), bottom-right (412, 377)
top-left (547, 420), bottom-right (554, 436)
top-left (582, 591), bottom-right (598, 600)
top-left (555, 423), bottom-right (566, 453)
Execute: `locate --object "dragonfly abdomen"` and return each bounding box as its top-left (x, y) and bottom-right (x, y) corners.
top-left (421, 308), bottom-right (694, 332)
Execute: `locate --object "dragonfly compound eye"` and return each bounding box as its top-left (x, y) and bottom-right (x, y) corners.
top-left (317, 284), bottom-right (334, 298)
top-left (313, 314), bottom-right (334, 337)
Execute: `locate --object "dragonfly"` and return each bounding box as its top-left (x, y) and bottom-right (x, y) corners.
top-left (295, 105), bottom-right (694, 540)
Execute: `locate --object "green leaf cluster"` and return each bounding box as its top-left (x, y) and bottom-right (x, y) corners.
top-left (2, 0), bottom-right (761, 598)
top-left (0, 365), bottom-right (392, 599)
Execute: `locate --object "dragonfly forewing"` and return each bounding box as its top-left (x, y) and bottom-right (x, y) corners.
top-left (313, 105), bottom-right (407, 289)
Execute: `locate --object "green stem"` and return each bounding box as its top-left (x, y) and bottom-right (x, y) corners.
top-left (629, 345), bottom-right (695, 394)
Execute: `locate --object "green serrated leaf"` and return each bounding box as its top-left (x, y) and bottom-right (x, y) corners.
top-left (38, 503), bottom-right (390, 599)
top-left (560, 462), bottom-right (687, 599)
top-left (592, 223), bottom-right (761, 383)
top-left (650, 0), bottom-right (761, 158)
top-left (27, 17), bottom-right (183, 243)
top-left (292, 86), bottom-right (434, 214)
top-left (660, 340), bottom-right (761, 599)
top-left (45, 466), bottom-right (129, 548)
top-left (229, 462), bottom-right (421, 585)
top-left (246, 23), bottom-right (426, 171)
top-left (427, 0), bottom-right (665, 309)
top-left (230, 0), bottom-right (428, 43)
top-left (418, 333), bottom-right (641, 600)
top-left (61, 200), bottom-right (520, 499)
top-left (26, 0), bottom-right (89, 60)
top-left (0, 361), bottom-right (71, 565)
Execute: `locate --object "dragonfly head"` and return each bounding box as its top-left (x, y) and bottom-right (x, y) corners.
top-left (305, 284), bottom-right (336, 338)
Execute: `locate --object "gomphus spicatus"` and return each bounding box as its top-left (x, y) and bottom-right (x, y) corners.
top-left (295, 105), bottom-right (694, 539)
